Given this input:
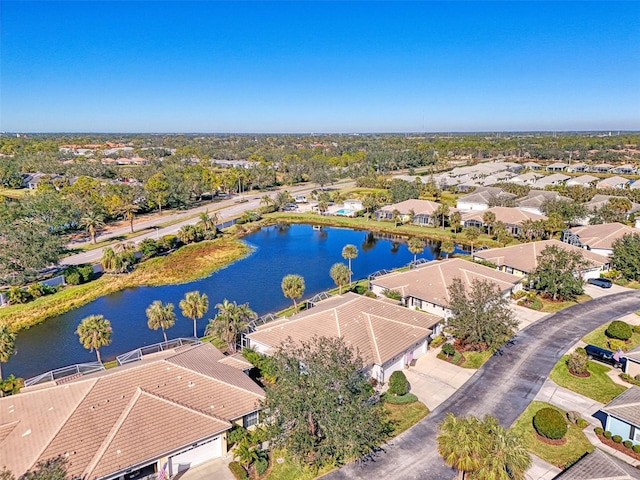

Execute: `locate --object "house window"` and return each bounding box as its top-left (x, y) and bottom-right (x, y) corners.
top-left (243, 411), bottom-right (259, 428)
top-left (633, 426), bottom-right (640, 443)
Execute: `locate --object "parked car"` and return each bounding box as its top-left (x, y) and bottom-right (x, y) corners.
top-left (584, 344), bottom-right (626, 369)
top-left (588, 277), bottom-right (613, 288)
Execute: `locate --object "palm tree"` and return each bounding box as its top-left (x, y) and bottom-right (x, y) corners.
top-left (206, 299), bottom-right (257, 353)
top-left (475, 416), bottom-right (531, 480)
top-left (197, 209), bottom-right (218, 236)
top-left (441, 238), bottom-right (455, 259)
top-left (392, 209), bottom-right (402, 227)
top-left (341, 244), bottom-right (358, 286)
top-left (75, 315), bottom-right (112, 364)
top-left (450, 211), bottom-right (462, 233)
top-left (180, 291), bottom-right (209, 338)
top-left (464, 226), bottom-right (481, 255)
top-left (0, 324), bottom-right (16, 382)
top-left (483, 211), bottom-right (496, 235)
top-left (281, 274), bottom-right (305, 310)
top-left (436, 203), bottom-right (450, 230)
top-left (80, 211), bottom-right (105, 244)
top-left (407, 237), bottom-right (425, 264)
top-left (330, 263), bottom-right (350, 294)
top-left (146, 300), bottom-right (176, 342)
top-left (101, 247), bottom-right (117, 272)
top-left (117, 201), bottom-right (141, 233)
top-left (437, 413), bottom-right (483, 480)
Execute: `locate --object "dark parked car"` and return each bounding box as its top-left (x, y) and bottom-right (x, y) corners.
top-left (588, 277), bottom-right (613, 288)
top-left (584, 344), bottom-right (626, 369)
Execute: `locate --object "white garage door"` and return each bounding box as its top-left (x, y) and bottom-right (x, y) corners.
top-left (383, 355), bottom-right (406, 382)
top-left (169, 436), bottom-right (222, 475)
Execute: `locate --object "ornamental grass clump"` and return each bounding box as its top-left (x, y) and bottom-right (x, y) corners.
top-left (567, 350), bottom-right (588, 376)
top-left (533, 407), bottom-right (568, 440)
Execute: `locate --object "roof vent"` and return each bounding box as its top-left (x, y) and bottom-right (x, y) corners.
top-left (188, 381), bottom-right (195, 388)
top-left (116, 449), bottom-right (121, 455)
top-left (49, 407), bottom-right (54, 411)
top-left (22, 429), bottom-right (31, 437)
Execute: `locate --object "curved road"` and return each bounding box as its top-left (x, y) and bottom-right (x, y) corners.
top-left (324, 290), bottom-right (640, 480)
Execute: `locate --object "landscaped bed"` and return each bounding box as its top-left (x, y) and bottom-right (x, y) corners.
top-left (549, 355), bottom-right (627, 403)
top-left (582, 321), bottom-right (640, 352)
top-left (510, 401), bottom-right (594, 469)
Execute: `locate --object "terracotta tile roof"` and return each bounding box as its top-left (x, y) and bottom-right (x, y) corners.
top-left (515, 190), bottom-right (571, 209)
top-left (602, 386), bottom-right (640, 428)
top-left (554, 448), bottom-right (640, 479)
top-left (248, 293), bottom-right (439, 367)
top-left (461, 207), bottom-right (546, 225)
top-left (458, 187), bottom-right (516, 205)
top-left (217, 354), bottom-right (253, 370)
top-left (0, 344), bottom-right (263, 479)
top-left (473, 240), bottom-right (609, 274)
top-left (371, 258), bottom-right (521, 308)
top-left (567, 174), bottom-right (599, 185)
top-left (597, 176), bottom-right (630, 188)
top-left (585, 195), bottom-right (640, 214)
top-left (569, 222), bottom-right (636, 250)
top-left (378, 199), bottom-right (441, 216)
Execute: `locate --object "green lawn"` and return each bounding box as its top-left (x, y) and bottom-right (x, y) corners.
top-left (385, 400), bottom-right (430, 436)
top-left (460, 350), bottom-right (492, 369)
top-left (510, 401), bottom-right (594, 469)
top-left (582, 323), bottom-right (640, 351)
top-left (549, 355), bottom-right (627, 403)
top-left (538, 294), bottom-right (592, 313)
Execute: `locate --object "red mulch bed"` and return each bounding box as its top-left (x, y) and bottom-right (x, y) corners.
top-left (438, 352), bottom-right (466, 366)
top-left (597, 433), bottom-right (640, 460)
top-left (534, 432), bottom-right (567, 446)
top-left (568, 370), bottom-right (591, 378)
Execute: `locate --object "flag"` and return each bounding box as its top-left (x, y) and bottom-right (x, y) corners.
top-left (613, 349), bottom-right (622, 362)
top-left (157, 462), bottom-right (168, 480)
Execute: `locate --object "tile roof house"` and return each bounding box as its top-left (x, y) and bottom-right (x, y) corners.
top-left (612, 164), bottom-right (638, 175)
top-left (369, 258), bottom-right (522, 319)
top-left (601, 386), bottom-right (640, 447)
top-left (566, 163), bottom-right (588, 173)
top-left (591, 163), bottom-right (615, 173)
top-left (553, 448), bottom-right (640, 479)
top-left (515, 190), bottom-right (572, 216)
top-left (472, 239), bottom-right (610, 280)
top-left (532, 173), bottom-right (570, 188)
top-left (375, 199), bottom-right (442, 226)
top-left (456, 187), bottom-right (516, 212)
top-left (508, 172), bottom-right (544, 185)
top-left (246, 293), bottom-right (441, 384)
top-left (546, 162), bottom-right (568, 172)
top-left (460, 207), bottom-right (547, 236)
top-left (584, 195), bottom-right (640, 218)
top-left (0, 343), bottom-right (264, 480)
top-left (597, 176), bottom-right (631, 189)
top-left (522, 161), bottom-right (542, 170)
top-left (561, 222), bottom-right (637, 257)
top-left (566, 174), bottom-right (599, 187)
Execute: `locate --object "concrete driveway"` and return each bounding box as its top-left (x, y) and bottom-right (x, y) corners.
top-left (323, 290), bottom-right (640, 480)
top-left (584, 282), bottom-right (633, 299)
top-left (404, 348), bottom-right (475, 410)
top-left (512, 302), bottom-right (549, 331)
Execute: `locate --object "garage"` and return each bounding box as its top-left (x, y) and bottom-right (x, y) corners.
top-left (169, 436), bottom-right (222, 475)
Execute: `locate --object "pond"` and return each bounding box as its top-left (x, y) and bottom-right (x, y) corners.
top-left (6, 224), bottom-right (465, 379)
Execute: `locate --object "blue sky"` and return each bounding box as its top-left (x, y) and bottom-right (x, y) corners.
top-left (1, 1), bottom-right (639, 133)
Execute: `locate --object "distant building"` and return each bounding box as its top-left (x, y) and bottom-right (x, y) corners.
top-left (376, 199), bottom-right (442, 225)
top-left (460, 207), bottom-right (546, 236)
top-left (456, 187), bottom-right (516, 212)
top-left (561, 222), bottom-right (636, 257)
top-left (596, 176), bottom-right (631, 189)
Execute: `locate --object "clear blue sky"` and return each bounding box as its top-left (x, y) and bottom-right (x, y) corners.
top-left (1, 1), bottom-right (639, 133)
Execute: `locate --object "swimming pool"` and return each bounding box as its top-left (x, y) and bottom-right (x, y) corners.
top-left (334, 208), bottom-right (355, 216)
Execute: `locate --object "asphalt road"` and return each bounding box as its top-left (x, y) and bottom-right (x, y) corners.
top-left (323, 289), bottom-right (640, 480)
top-left (61, 182), bottom-right (334, 266)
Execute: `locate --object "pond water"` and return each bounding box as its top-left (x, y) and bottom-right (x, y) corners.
top-left (6, 224), bottom-right (464, 379)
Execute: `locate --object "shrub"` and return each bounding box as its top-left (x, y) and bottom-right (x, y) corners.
top-left (64, 270), bottom-right (82, 285)
top-left (382, 392), bottom-right (419, 404)
top-left (567, 350), bottom-right (588, 376)
top-left (441, 343), bottom-right (456, 357)
top-left (383, 289), bottom-right (402, 301)
top-left (624, 440), bottom-right (633, 449)
top-left (364, 291), bottom-right (377, 298)
top-left (160, 234), bottom-right (178, 250)
top-left (575, 347), bottom-right (586, 355)
top-left (533, 407), bottom-right (568, 440)
top-left (576, 418), bottom-right (589, 429)
top-left (606, 321), bottom-right (633, 341)
top-left (387, 371), bottom-right (410, 396)
top-left (26, 283), bottom-right (47, 298)
top-left (7, 286), bottom-right (32, 304)
top-left (138, 238), bottom-right (161, 259)
top-left (228, 461), bottom-right (248, 480)
top-left (77, 264), bottom-right (94, 283)
top-left (608, 338), bottom-right (627, 352)
top-left (635, 374), bottom-right (640, 382)
top-left (255, 457), bottom-right (269, 476)
top-left (430, 334), bottom-right (447, 349)
top-left (594, 426), bottom-right (604, 435)
top-left (227, 426), bottom-right (249, 446)
top-left (633, 444), bottom-right (640, 453)
top-left (634, 325), bottom-right (640, 335)
top-left (250, 427), bottom-right (268, 445)
top-left (604, 430), bottom-right (612, 439)
top-left (613, 435), bottom-right (623, 443)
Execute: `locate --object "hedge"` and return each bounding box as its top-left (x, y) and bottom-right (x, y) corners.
top-left (606, 321), bottom-right (633, 341)
top-left (613, 435), bottom-right (623, 443)
top-left (533, 407), bottom-right (568, 440)
top-left (594, 426), bottom-right (604, 435)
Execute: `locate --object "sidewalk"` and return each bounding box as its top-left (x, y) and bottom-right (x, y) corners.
top-left (525, 455), bottom-right (561, 480)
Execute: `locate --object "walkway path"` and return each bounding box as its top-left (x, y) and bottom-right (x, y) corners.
top-left (322, 290), bottom-right (640, 480)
